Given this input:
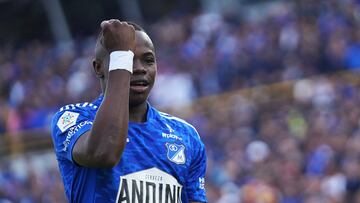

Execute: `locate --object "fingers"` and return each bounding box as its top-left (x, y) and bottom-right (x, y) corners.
top-left (99, 19), bottom-right (136, 52)
top-left (100, 20), bottom-right (134, 38)
top-left (101, 19), bottom-right (129, 29)
top-left (100, 20), bottom-right (109, 29)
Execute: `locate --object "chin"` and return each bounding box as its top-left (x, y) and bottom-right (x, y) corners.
top-left (129, 94), bottom-right (148, 108)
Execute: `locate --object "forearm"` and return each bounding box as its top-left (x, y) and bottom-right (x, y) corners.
top-left (73, 20), bottom-right (136, 168)
top-left (75, 70), bottom-right (130, 167)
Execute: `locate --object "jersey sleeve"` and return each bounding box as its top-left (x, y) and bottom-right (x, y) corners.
top-left (186, 130), bottom-right (207, 202)
top-left (51, 107), bottom-right (94, 163)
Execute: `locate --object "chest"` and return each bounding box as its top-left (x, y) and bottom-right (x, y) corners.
top-left (116, 125), bottom-right (192, 184)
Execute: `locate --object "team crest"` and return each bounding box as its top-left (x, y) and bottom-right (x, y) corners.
top-left (166, 143), bottom-right (186, 164)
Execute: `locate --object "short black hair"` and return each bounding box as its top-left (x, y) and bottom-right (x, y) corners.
top-left (95, 21), bottom-right (146, 60)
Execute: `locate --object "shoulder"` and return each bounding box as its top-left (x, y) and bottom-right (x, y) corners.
top-left (156, 110), bottom-right (201, 140)
top-left (51, 101), bottom-right (98, 134)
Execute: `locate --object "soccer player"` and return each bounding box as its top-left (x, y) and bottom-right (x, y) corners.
top-left (51, 19), bottom-right (207, 203)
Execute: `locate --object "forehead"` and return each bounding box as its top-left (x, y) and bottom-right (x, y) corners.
top-left (135, 31), bottom-right (154, 53)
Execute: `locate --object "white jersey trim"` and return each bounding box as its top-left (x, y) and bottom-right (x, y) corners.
top-left (58, 102), bottom-right (98, 112)
top-left (158, 112), bottom-right (200, 139)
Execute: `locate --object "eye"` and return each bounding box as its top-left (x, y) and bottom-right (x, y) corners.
top-left (145, 57), bottom-right (155, 65)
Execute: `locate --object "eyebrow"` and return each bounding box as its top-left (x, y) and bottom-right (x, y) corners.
top-left (141, 51), bottom-right (155, 57)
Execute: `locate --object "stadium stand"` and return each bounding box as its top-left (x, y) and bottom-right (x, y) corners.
top-left (1, 0), bottom-right (360, 202)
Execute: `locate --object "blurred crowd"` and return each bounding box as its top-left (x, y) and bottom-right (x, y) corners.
top-left (1, 0), bottom-right (360, 202)
top-left (195, 73), bottom-right (360, 203)
top-left (0, 152), bottom-right (66, 203)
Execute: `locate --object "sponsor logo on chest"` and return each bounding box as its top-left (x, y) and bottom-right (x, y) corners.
top-left (116, 168), bottom-right (182, 203)
top-left (161, 124), bottom-right (182, 141)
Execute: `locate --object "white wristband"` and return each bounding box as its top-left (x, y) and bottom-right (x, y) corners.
top-left (109, 50), bottom-right (134, 73)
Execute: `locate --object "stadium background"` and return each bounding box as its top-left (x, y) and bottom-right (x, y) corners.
top-left (1, 0), bottom-right (360, 202)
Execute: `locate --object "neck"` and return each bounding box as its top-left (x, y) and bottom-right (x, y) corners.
top-left (129, 102), bottom-right (148, 123)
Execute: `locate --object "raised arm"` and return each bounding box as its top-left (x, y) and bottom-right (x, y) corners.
top-left (72, 20), bottom-right (136, 168)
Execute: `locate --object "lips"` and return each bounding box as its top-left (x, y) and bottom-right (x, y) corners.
top-left (130, 79), bottom-right (150, 93)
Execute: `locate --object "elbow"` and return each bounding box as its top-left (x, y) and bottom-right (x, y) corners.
top-left (85, 126), bottom-right (128, 168)
top-left (92, 149), bottom-right (124, 168)
top-left (76, 148), bottom-right (125, 168)
top-left (85, 139), bottom-right (126, 168)
top-left (97, 156), bottom-right (121, 168)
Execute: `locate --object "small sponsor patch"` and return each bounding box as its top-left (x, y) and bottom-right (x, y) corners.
top-left (199, 177), bottom-right (205, 190)
top-left (57, 111), bottom-right (79, 133)
top-left (166, 143), bottom-right (186, 164)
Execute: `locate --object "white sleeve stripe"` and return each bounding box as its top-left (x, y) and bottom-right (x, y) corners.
top-left (58, 102), bottom-right (97, 112)
top-left (159, 112), bottom-right (200, 137)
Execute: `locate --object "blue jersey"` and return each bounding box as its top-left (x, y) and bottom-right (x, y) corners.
top-left (51, 95), bottom-right (207, 203)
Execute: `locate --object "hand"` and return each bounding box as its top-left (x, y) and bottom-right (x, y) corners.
top-left (100, 19), bottom-right (136, 52)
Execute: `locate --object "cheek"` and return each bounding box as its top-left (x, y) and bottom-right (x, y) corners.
top-left (152, 66), bottom-right (157, 77)
top-left (150, 66), bottom-right (157, 85)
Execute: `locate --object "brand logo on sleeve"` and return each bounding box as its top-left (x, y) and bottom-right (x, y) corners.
top-left (116, 168), bottom-right (183, 203)
top-left (166, 143), bottom-right (186, 165)
top-left (57, 111), bottom-right (79, 133)
top-left (199, 177), bottom-right (205, 190)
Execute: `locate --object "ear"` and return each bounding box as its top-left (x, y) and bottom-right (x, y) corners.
top-left (93, 59), bottom-right (104, 78)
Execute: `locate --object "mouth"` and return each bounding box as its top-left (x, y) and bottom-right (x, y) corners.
top-left (130, 79), bottom-right (150, 93)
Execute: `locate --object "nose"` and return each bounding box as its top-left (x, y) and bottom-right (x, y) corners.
top-left (132, 59), bottom-right (146, 75)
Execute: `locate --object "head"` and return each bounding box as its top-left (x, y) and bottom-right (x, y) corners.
top-left (93, 22), bottom-right (157, 107)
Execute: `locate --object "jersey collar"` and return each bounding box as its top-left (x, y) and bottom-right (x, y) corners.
top-left (94, 94), bottom-right (156, 125)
